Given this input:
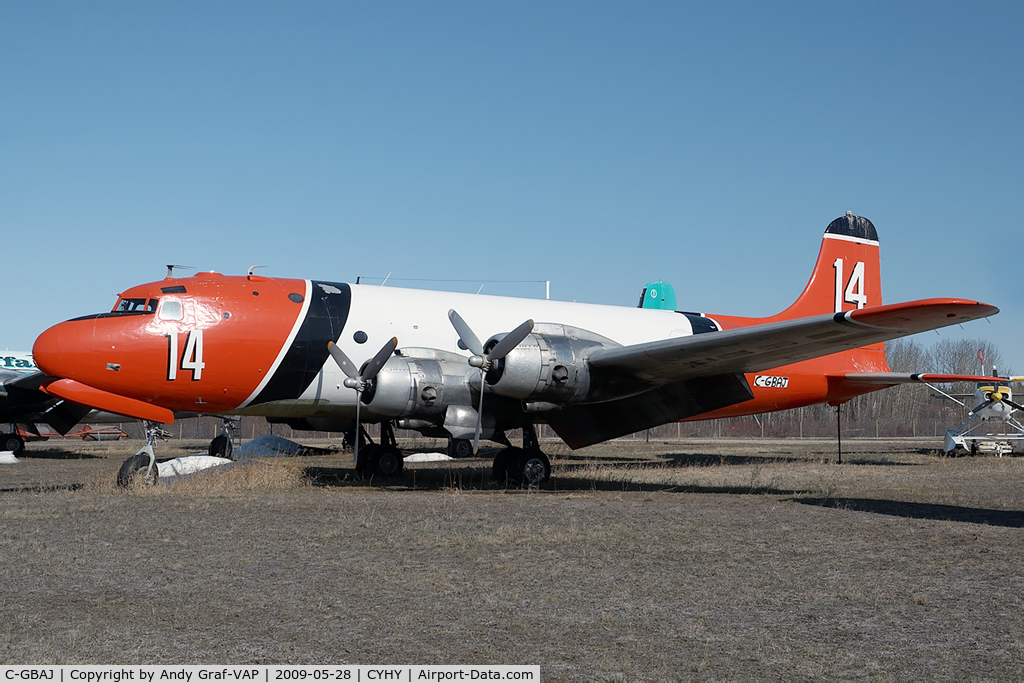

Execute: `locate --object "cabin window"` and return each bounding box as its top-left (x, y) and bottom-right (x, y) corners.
top-left (159, 300), bottom-right (184, 321)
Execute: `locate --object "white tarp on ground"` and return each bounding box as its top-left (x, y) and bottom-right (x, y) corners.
top-left (154, 436), bottom-right (455, 481)
top-left (403, 452), bottom-right (454, 462)
top-left (0, 451), bottom-right (18, 464)
top-left (157, 455), bottom-right (232, 478)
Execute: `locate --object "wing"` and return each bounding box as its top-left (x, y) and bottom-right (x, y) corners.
top-left (585, 298), bottom-right (997, 392)
top-left (546, 298), bottom-right (997, 449)
top-left (0, 371), bottom-right (93, 435)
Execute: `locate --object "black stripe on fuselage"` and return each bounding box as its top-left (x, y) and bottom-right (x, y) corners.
top-left (249, 281), bottom-right (352, 406)
top-left (677, 312), bottom-right (722, 334)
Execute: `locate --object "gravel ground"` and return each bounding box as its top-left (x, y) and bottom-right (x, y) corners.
top-left (1, 436), bottom-right (1022, 679)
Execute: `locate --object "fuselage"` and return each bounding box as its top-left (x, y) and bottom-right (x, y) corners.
top-left (0, 351), bottom-right (37, 376)
top-left (32, 272), bottom-right (887, 424)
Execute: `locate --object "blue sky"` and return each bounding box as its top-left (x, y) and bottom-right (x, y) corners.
top-left (4, 2), bottom-right (1022, 369)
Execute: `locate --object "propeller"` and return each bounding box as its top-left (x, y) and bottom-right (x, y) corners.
top-left (327, 336), bottom-right (398, 470)
top-left (969, 389), bottom-right (1024, 417)
top-left (448, 309), bottom-right (534, 453)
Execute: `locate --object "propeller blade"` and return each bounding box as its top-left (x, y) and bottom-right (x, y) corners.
top-left (486, 319), bottom-right (535, 361)
top-left (1003, 399), bottom-right (1024, 412)
top-left (361, 337), bottom-right (398, 381)
top-left (473, 369), bottom-right (485, 454)
top-left (969, 399), bottom-right (994, 416)
top-left (353, 392), bottom-right (362, 471)
top-left (327, 341), bottom-right (359, 379)
top-left (329, 337), bottom-right (399, 472)
top-left (448, 309), bottom-right (483, 356)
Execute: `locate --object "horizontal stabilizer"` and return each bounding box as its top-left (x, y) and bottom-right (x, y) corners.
top-left (40, 379), bottom-right (174, 424)
top-left (843, 372), bottom-right (1006, 386)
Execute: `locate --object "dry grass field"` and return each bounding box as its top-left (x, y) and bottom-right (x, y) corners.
top-left (1, 435), bottom-right (1022, 679)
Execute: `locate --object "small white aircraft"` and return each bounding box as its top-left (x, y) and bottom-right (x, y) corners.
top-left (934, 354), bottom-right (1024, 455)
top-left (0, 351), bottom-right (94, 453)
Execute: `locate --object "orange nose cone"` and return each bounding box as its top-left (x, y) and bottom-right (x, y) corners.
top-left (33, 323), bottom-right (66, 377)
top-left (33, 319), bottom-right (93, 380)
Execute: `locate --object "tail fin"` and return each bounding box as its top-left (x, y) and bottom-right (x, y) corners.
top-left (754, 212), bottom-right (889, 375)
top-left (776, 211), bottom-right (881, 320)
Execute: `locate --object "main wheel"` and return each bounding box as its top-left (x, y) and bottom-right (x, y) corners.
top-left (507, 448), bottom-right (550, 488)
top-left (492, 447), bottom-right (521, 483)
top-left (209, 434), bottom-right (233, 460)
top-left (2, 433), bottom-right (24, 455)
top-left (355, 444), bottom-right (378, 475)
top-left (448, 438), bottom-right (473, 459)
top-left (371, 446), bottom-right (404, 478)
top-left (117, 452), bottom-right (159, 487)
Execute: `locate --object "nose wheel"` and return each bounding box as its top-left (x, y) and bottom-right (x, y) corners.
top-left (116, 421), bottom-right (164, 487)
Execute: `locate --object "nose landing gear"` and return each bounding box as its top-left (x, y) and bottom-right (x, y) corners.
top-left (116, 421), bottom-right (165, 487)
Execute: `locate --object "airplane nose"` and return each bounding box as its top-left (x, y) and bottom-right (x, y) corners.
top-left (33, 319), bottom-right (90, 379)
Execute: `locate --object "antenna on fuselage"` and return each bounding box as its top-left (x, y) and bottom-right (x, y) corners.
top-left (247, 265), bottom-right (268, 279)
top-left (165, 265), bottom-right (194, 279)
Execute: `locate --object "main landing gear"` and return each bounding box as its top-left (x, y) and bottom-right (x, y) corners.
top-left (2, 425), bottom-right (24, 455)
top-left (352, 421), bottom-right (404, 479)
top-left (117, 421), bottom-right (164, 487)
top-left (447, 437), bottom-right (474, 459)
top-left (492, 424), bottom-right (550, 488)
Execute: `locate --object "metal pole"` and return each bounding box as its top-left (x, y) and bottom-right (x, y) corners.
top-left (836, 405), bottom-right (842, 465)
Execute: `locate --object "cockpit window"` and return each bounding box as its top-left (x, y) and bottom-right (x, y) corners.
top-left (112, 298), bottom-right (157, 315)
top-left (159, 300), bottom-right (183, 321)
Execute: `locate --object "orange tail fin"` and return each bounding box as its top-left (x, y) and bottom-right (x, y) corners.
top-left (713, 212), bottom-right (890, 374)
top-left (776, 211), bottom-right (882, 320)
top-left (781, 211), bottom-right (889, 373)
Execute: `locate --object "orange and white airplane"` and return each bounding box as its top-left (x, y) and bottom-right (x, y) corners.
top-left (31, 212), bottom-right (1000, 485)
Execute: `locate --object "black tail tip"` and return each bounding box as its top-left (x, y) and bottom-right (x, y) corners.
top-left (826, 212), bottom-right (878, 242)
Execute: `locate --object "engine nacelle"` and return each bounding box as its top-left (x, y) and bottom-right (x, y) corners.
top-left (484, 323), bottom-right (619, 404)
top-left (361, 348), bottom-right (475, 419)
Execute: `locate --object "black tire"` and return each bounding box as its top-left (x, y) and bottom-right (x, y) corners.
top-left (2, 433), bottom-right (24, 455)
top-left (492, 447), bottom-right (521, 483)
top-left (209, 434), bottom-right (233, 460)
top-left (355, 444), bottom-right (377, 475)
top-left (507, 448), bottom-right (550, 488)
top-left (117, 452), bottom-right (159, 488)
top-left (448, 438), bottom-right (473, 459)
top-left (372, 446), bottom-right (404, 478)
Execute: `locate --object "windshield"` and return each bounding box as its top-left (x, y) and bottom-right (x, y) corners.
top-left (112, 298), bottom-right (157, 314)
